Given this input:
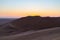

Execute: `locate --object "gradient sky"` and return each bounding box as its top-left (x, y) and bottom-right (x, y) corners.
top-left (0, 0), bottom-right (60, 18)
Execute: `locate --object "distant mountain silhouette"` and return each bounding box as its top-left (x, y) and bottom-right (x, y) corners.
top-left (0, 18), bottom-right (16, 25)
top-left (0, 16), bottom-right (60, 36)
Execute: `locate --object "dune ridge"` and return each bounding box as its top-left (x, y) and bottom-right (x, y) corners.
top-left (0, 16), bottom-right (60, 36)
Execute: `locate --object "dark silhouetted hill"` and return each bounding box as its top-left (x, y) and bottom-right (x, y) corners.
top-left (10, 16), bottom-right (60, 31)
top-left (0, 16), bottom-right (60, 36)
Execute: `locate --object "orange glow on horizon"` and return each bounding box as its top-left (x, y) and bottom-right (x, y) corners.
top-left (0, 9), bottom-right (60, 18)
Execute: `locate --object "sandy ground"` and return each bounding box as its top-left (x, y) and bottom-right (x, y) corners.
top-left (0, 27), bottom-right (60, 40)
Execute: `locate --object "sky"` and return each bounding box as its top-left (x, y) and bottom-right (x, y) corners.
top-left (0, 0), bottom-right (60, 18)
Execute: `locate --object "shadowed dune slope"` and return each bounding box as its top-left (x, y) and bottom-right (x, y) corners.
top-left (11, 16), bottom-right (60, 30)
top-left (0, 27), bottom-right (60, 40)
top-left (0, 16), bottom-right (60, 36)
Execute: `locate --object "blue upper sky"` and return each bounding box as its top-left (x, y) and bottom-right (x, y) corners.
top-left (0, 0), bottom-right (60, 10)
top-left (0, 0), bottom-right (60, 18)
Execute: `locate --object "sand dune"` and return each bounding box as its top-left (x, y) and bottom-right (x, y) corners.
top-left (0, 16), bottom-right (60, 40)
top-left (0, 27), bottom-right (60, 40)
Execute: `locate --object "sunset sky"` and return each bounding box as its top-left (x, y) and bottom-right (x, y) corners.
top-left (0, 0), bottom-right (60, 18)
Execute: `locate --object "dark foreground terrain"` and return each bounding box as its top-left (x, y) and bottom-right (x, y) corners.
top-left (0, 16), bottom-right (60, 40)
top-left (0, 27), bottom-right (60, 40)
